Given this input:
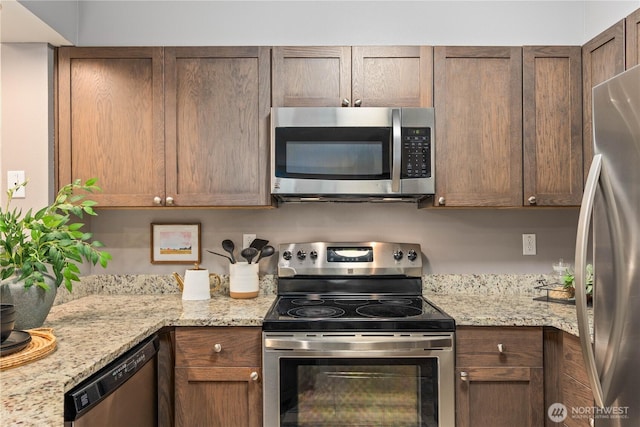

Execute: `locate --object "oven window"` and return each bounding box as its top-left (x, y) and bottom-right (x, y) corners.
top-left (280, 358), bottom-right (438, 427)
top-left (275, 127), bottom-right (391, 180)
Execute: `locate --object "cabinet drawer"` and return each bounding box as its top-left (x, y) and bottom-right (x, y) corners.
top-left (456, 326), bottom-right (543, 367)
top-left (562, 373), bottom-right (594, 427)
top-left (175, 327), bottom-right (261, 368)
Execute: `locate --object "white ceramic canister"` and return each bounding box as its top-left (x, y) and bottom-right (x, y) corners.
top-left (229, 262), bottom-right (259, 299)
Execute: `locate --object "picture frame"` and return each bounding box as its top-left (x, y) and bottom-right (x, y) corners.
top-left (150, 223), bottom-right (201, 264)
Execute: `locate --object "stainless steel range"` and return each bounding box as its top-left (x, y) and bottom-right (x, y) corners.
top-left (262, 242), bottom-right (455, 427)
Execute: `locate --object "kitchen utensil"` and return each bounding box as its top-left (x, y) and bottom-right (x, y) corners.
top-left (222, 239), bottom-right (237, 264)
top-left (241, 247), bottom-right (259, 264)
top-left (256, 245), bottom-right (275, 263)
top-left (229, 262), bottom-right (259, 299)
top-left (174, 263), bottom-right (221, 300)
top-left (249, 238), bottom-right (269, 251)
top-left (206, 250), bottom-right (234, 263)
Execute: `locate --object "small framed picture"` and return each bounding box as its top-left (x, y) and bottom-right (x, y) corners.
top-left (151, 223), bottom-right (201, 264)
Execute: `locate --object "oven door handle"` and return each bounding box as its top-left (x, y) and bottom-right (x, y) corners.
top-left (264, 336), bottom-right (452, 352)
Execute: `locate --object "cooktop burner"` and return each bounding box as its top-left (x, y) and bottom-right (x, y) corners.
top-left (263, 295), bottom-right (455, 332)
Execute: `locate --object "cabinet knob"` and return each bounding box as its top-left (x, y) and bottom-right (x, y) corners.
top-left (165, 196), bottom-right (175, 206)
top-left (250, 371), bottom-right (259, 382)
top-left (460, 371), bottom-right (468, 381)
top-left (497, 343), bottom-right (505, 353)
top-left (341, 98), bottom-right (350, 107)
top-left (528, 196), bottom-right (536, 205)
top-left (153, 196), bottom-right (163, 206)
top-left (438, 196), bottom-right (446, 206)
top-left (213, 343), bottom-right (222, 353)
top-left (354, 99), bottom-right (362, 107)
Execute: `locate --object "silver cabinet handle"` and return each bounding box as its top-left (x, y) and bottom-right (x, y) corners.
top-left (153, 196), bottom-right (163, 206)
top-left (528, 196), bottom-right (536, 205)
top-left (497, 343), bottom-right (504, 353)
top-left (165, 196), bottom-right (175, 206)
top-left (250, 371), bottom-right (259, 381)
top-left (354, 99), bottom-right (362, 107)
top-left (460, 371), bottom-right (468, 381)
top-left (213, 343), bottom-right (222, 353)
top-left (438, 196), bottom-right (445, 206)
top-left (341, 98), bottom-right (350, 107)
top-left (391, 109), bottom-right (401, 193)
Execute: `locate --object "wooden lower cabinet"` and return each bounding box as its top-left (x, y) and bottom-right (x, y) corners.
top-left (174, 327), bottom-right (262, 427)
top-left (456, 326), bottom-right (544, 427)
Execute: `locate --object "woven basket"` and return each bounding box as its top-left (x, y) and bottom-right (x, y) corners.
top-left (0, 328), bottom-right (56, 370)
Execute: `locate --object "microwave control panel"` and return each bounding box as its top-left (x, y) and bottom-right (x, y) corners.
top-left (401, 127), bottom-right (431, 178)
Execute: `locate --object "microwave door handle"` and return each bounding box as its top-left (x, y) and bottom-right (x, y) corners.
top-left (391, 109), bottom-right (401, 192)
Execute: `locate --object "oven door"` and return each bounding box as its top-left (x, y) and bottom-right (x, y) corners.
top-left (263, 332), bottom-right (454, 427)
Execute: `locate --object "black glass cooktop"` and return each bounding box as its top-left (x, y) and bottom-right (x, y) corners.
top-left (263, 295), bottom-right (455, 332)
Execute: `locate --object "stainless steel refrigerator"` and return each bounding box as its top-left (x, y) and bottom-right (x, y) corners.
top-left (575, 64), bottom-right (640, 426)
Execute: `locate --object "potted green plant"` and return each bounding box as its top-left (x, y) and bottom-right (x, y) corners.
top-left (562, 263), bottom-right (594, 300)
top-left (0, 178), bottom-right (112, 329)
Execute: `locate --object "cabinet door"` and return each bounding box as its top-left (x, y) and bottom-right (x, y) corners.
top-left (433, 46), bottom-right (523, 207)
top-left (57, 47), bottom-right (165, 207)
top-left (582, 20), bottom-right (625, 178)
top-left (523, 46), bottom-right (583, 207)
top-left (164, 47), bottom-right (271, 206)
top-left (351, 46), bottom-right (433, 107)
top-left (271, 46), bottom-right (351, 107)
top-left (456, 367), bottom-right (544, 427)
top-left (627, 8), bottom-right (640, 68)
top-left (175, 367), bottom-right (262, 427)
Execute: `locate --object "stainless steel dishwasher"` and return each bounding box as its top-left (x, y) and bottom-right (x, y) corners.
top-left (64, 334), bottom-right (159, 426)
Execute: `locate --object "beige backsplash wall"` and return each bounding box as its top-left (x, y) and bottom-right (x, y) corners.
top-left (89, 203), bottom-right (580, 277)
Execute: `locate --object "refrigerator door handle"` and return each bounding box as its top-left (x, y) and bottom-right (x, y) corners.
top-left (575, 154), bottom-right (606, 408)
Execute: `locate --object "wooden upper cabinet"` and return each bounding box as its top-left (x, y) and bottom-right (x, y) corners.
top-left (57, 47), bottom-right (165, 207)
top-left (582, 20), bottom-right (625, 178)
top-left (271, 46), bottom-right (351, 107)
top-left (351, 46), bottom-right (433, 107)
top-left (433, 46), bottom-right (523, 207)
top-left (164, 47), bottom-right (271, 206)
top-left (627, 8), bottom-right (640, 68)
top-left (523, 46), bottom-right (583, 207)
top-left (272, 46), bottom-right (433, 107)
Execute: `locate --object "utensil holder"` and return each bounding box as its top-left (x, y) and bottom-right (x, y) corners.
top-left (229, 262), bottom-right (259, 299)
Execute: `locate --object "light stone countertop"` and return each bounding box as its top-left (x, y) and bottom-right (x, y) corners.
top-left (0, 273), bottom-right (590, 426)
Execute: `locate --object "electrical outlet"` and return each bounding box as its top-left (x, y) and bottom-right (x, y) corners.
top-left (7, 171), bottom-right (26, 198)
top-left (243, 233), bottom-right (256, 249)
top-left (522, 233), bottom-right (536, 256)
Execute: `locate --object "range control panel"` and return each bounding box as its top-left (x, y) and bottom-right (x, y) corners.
top-left (278, 242), bottom-right (422, 278)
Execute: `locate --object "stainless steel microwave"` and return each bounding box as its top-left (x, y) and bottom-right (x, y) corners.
top-left (270, 107), bottom-right (435, 202)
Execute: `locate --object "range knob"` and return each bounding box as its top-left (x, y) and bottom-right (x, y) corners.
top-left (393, 250), bottom-right (404, 261)
top-left (282, 250), bottom-right (292, 261)
top-left (407, 249), bottom-right (418, 261)
top-left (309, 250), bottom-right (318, 260)
top-left (297, 250), bottom-right (307, 260)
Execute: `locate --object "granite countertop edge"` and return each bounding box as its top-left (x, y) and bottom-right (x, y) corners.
top-left (0, 273), bottom-right (590, 426)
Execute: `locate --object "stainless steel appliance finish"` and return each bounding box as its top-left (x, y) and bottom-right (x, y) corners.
top-left (263, 242), bottom-right (455, 427)
top-left (271, 107), bottom-right (435, 202)
top-left (64, 335), bottom-right (159, 426)
top-left (575, 64), bottom-right (640, 426)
